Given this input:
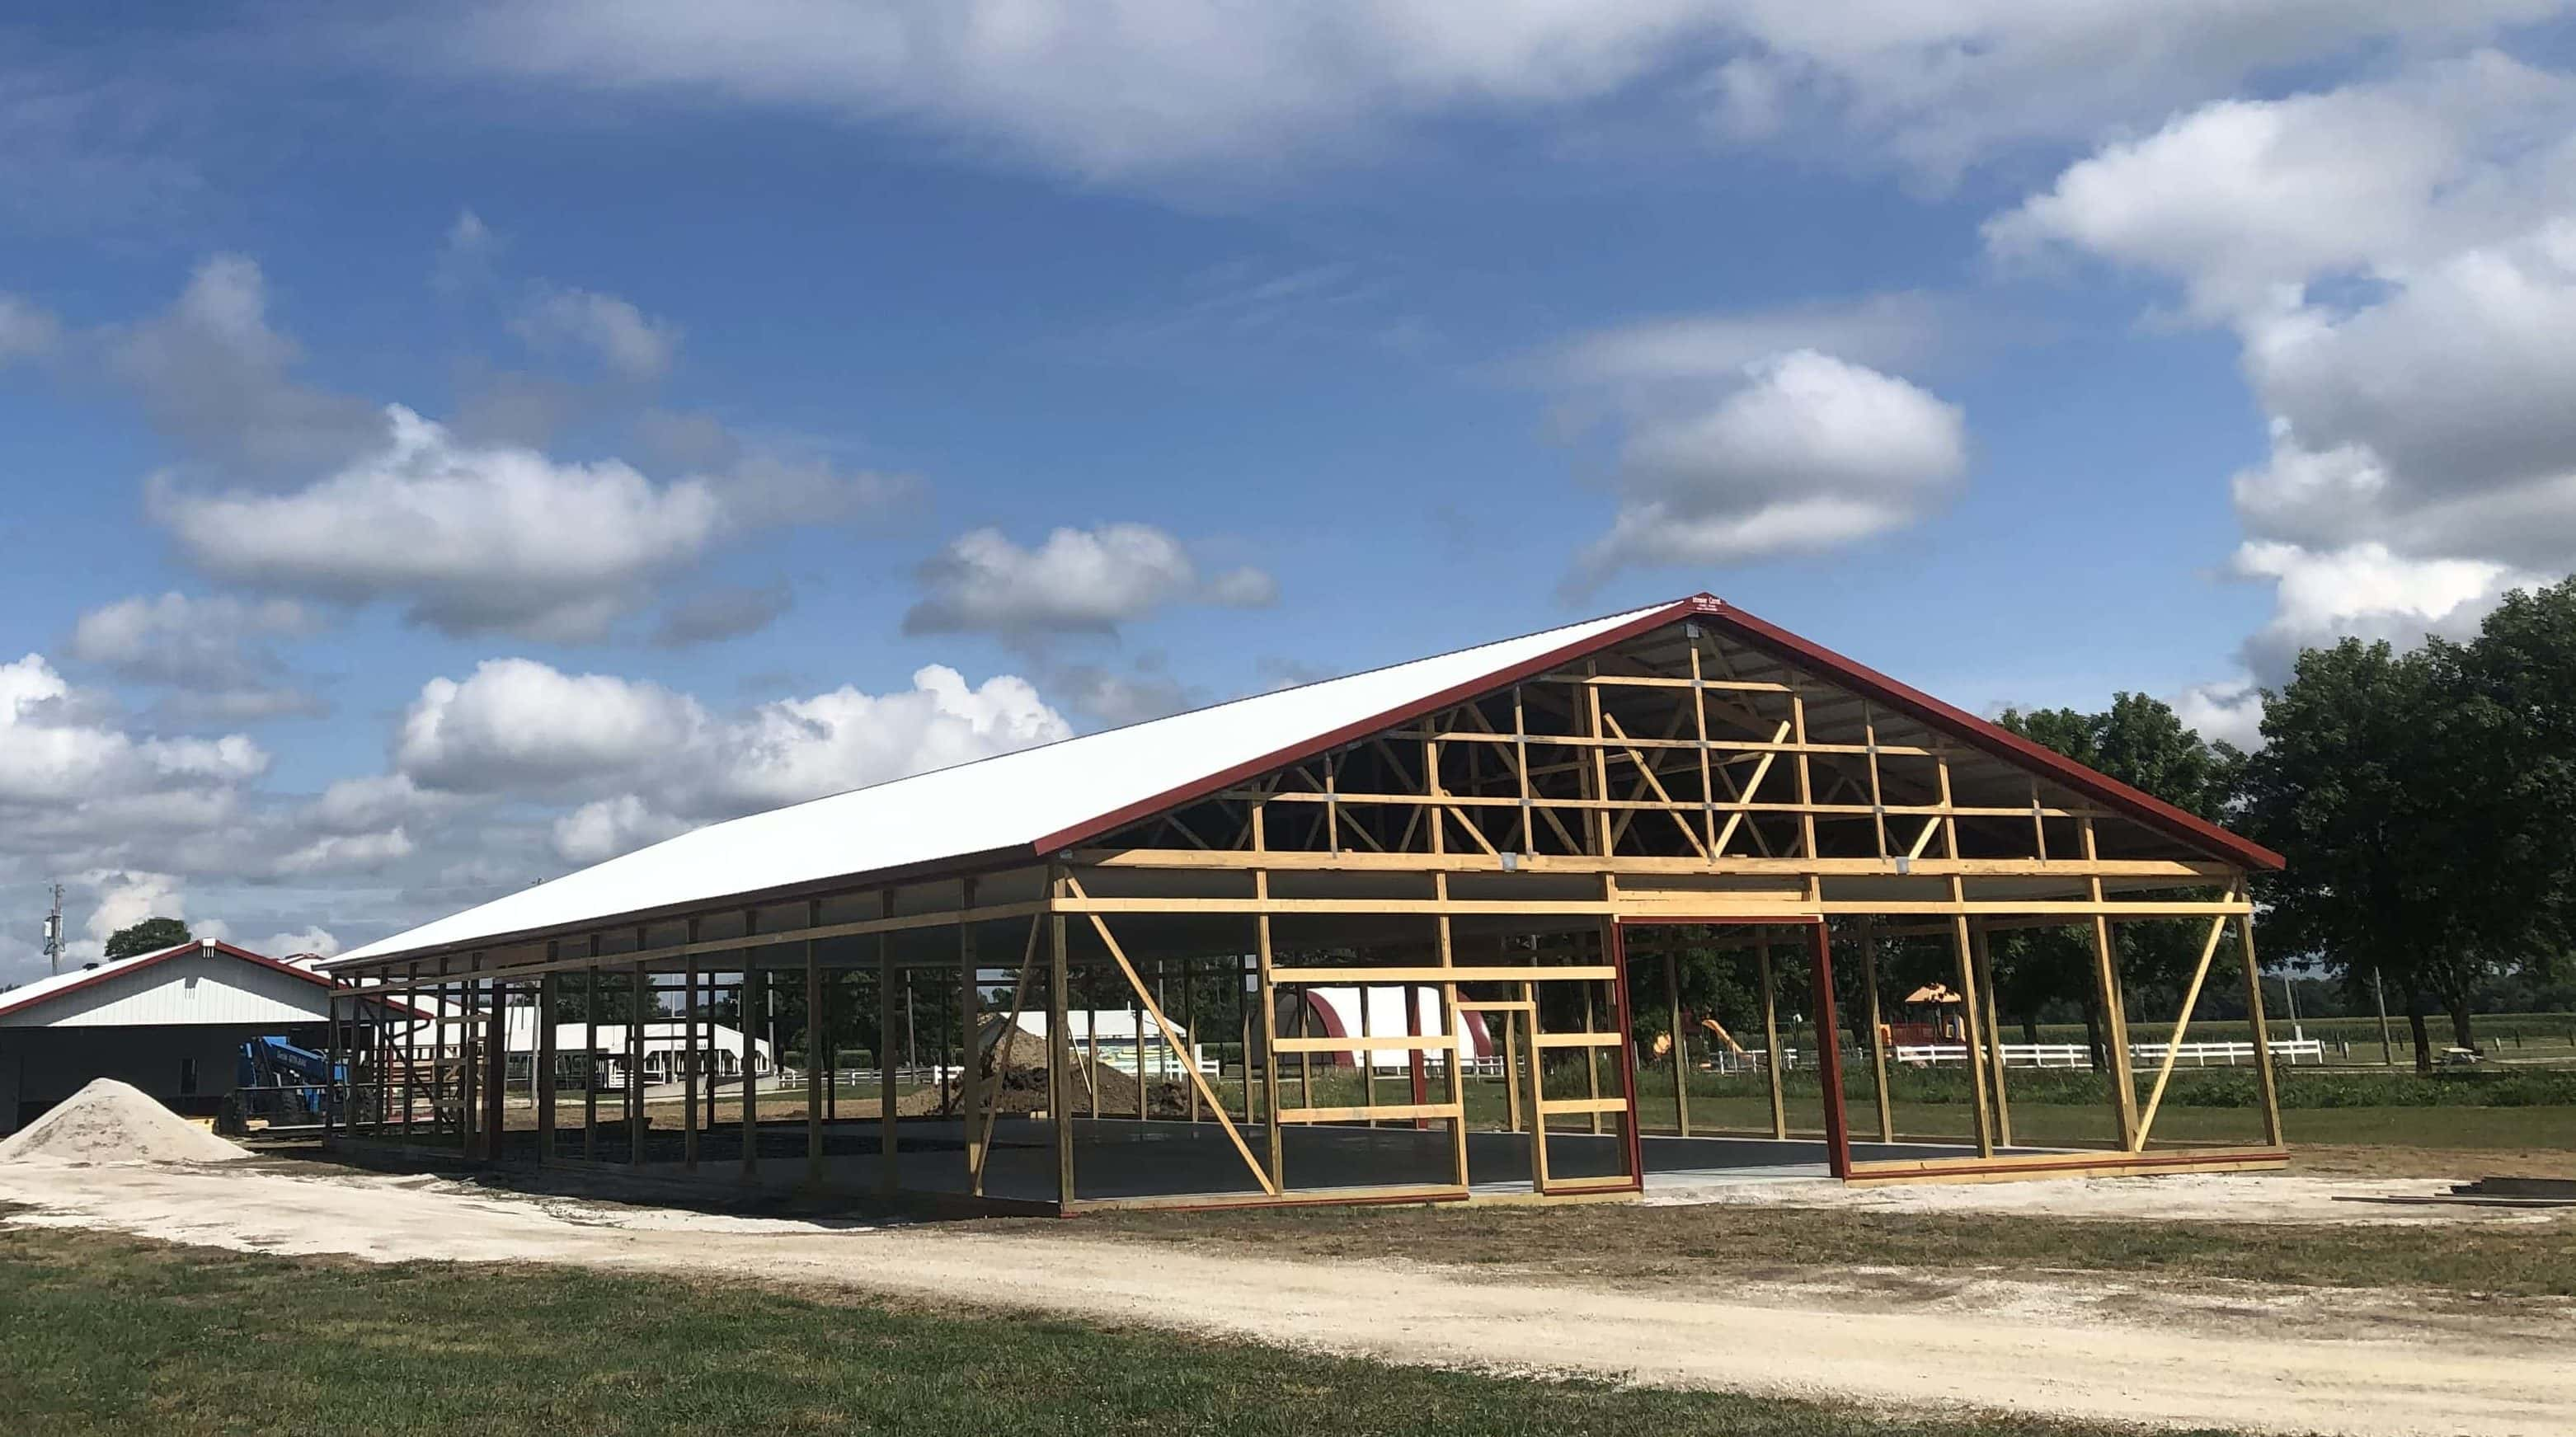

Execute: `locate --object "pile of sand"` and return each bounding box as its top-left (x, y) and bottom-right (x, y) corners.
top-left (0, 1078), bottom-right (247, 1165)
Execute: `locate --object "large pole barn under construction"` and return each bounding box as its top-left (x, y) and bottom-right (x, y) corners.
top-left (318, 595), bottom-right (2290, 1213)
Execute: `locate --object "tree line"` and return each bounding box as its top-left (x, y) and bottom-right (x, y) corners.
top-left (1998, 575), bottom-right (2576, 1073)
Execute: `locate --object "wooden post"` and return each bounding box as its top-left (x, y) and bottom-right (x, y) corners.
top-left (703, 956), bottom-right (717, 1134)
top-left (582, 959), bottom-right (598, 1159)
top-left (1432, 874), bottom-right (1469, 1188)
top-left (1756, 932), bottom-right (1786, 1140)
top-left (628, 961), bottom-right (646, 1167)
top-left (1131, 992), bottom-right (1148, 1121)
top-left (402, 960), bottom-right (419, 1143)
top-left (2236, 907), bottom-right (2285, 1148)
top-left (1182, 957), bottom-right (1201, 1125)
top-left (1808, 924), bottom-right (1854, 1180)
top-left (878, 890), bottom-right (900, 1195)
top-left (683, 947), bottom-right (700, 1172)
top-left (1254, 889), bottom-right (1284, 1187)
top-left (1947, 882), bottom-right (1995, 1160)
top-left (2082, 821), bottom-right (2142, 1150)
top-left (740, 912), bottom-right (761, 1176)
top-left (487, 974), bottom-right (508, 1161)
top-left (322, 984), bottom-right (341, 1139)
top-left (808, 899), bottom-right (827, 1186)
top-left (1047, 866), bottom-right (1074, 1205)
top-left (1359, 977), bottom-right (1379, 1125)
top-left (1521, 977), bottom-right (1549, 1191)
top-left (956, 878), bottom-right (981, 1184)
top-left (1969, 920), bottom-right (2013, 1150)
top-left (740, 953), bottom-right (761, 1181)
top-left (1581, 959), bottom-right (1604, 1136)
top-left (1859, 919), bottom-right (1894, 1145)
top-left (536, 966), bottom-right (558, 1165)
top-left (1662, 948), bottom-right (1689, 1137)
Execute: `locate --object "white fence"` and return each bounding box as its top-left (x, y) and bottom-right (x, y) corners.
top-left (1894, 1039), bottom-right (2326, 1068)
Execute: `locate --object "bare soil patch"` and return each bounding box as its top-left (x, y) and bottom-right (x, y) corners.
top-left (0, 1158), bottom-right (2569, 1435)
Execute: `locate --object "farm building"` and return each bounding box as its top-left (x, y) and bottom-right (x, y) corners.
top-left (379, 1000), bottom-right (777, 1090)
top-left (0, 939), bottom-right (407, 1134)
top-left (315, 594), bottom-right (2289, 1213)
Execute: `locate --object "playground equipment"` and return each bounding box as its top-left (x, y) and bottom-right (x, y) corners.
top-left (1697, 1015), bottom-right (1751, 1060)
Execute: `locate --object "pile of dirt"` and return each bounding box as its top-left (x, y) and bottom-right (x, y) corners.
top-left (0, 1078), bottom-right (247, 1165)
top-left (978, 1026), bottom-right (1198, 1119)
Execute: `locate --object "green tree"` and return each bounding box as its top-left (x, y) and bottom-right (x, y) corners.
top-left (2428, 577), bottom-right (2576, 979)
top-left (2236, 638), bottom-right (2465, 1070)
top-left (1990, 694), bottom-right (2245, 1063)
top-left (103, 916), bottom-right (193, 960)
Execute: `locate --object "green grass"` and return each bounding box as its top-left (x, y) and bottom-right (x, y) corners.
top-left (1065, 1202), bottom-right (2576, 1298)
top-left (0, 1225), bottom-right (2216, 1437)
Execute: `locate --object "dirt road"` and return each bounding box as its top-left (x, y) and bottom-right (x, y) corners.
top-left (2, 1158), bottom-right (2569, 1437)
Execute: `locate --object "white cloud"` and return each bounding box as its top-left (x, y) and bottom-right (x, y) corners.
top-left (106, 254), bottom-right (389, 472)
top-left (1994, 55), bottom-right (2576, 688)
top-left (387, 2), bottom-right (2553, 189)
top-left (435, 208), bottom-right (500, 293)
top-left (2173, 679), bottom-right (2266, 752)
top-left (0, 292), bottom-right (59, 362)
top-left (651, 582), bottom-right (794, 647)
top-left (552, 795), bottom-right (692, 865)
top-left (395, 658), bottom-right (703, 792)
top-left (153, 406), bottom-right (726, 641)
top-left (1568, 349), bottom-right (1967, 589)
top-left (512, 285), bottom-right (681, 380)
top-left (1550, 292), bottom-right (1948, 389)
top-left (1986, 54), bottom-right (2573, 321)
top-left (78, 871), bottom-right (190, 956)
top-left (0, 654), bottom-right (268, 806)
top-left (2229, 540), bottom-right (2539, 679)
top-left (68, 592), bottom-right (323, 716)
top-left (255, 927), bottom-right (342, 960)
top-left (904, 524), bottom-right (1279, 639)
top-left (393, 656), bottom-right (1071, 862)
top-left (274, 828), bottom-right (417, 877)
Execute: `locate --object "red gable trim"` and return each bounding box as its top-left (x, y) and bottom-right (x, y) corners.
top-left (1698, 599), bottom-right (2284, 871)
top-left (1034, 599), bottom-right (1704, 854)
top-left (0, 939), bottom-right (430, 1022)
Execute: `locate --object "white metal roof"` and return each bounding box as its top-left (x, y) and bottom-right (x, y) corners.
top-left (0, 940), bottom-right (333, 1028)
top-left (332, 601), bottom-right (1680, 969)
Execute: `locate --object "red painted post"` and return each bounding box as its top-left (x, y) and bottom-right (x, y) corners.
top-left (1809, 924), bottom-right (1854, 1180)
top-left (1610, 921), bottom-right (1645, 1189)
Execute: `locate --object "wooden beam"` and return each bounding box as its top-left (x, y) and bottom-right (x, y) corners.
top-left (2237, 906), bottom-right (2286, 1148)
top-left (1969, 920), bottom-right (2013, 1149)
top-left (877, 891), bottom-right (898, 1195)
top-left (1062, 876), bottom-right (1276, 1195)
top-left (2132, 909), bottom-right (2234, 1149)
top-left (1047, 866), bottom-right (1074, 1206)
top-left (1946, 885), bottom-right (1995, 1159)
top-left (1757, 932), bottom-right (1786, 1140)
top-left (1859, 919), bottom-right (1893, 1145)
top-left (955, 877), bottom-right (981, 1187)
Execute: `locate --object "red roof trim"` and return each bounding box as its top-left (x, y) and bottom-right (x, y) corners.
top-left (0, 939), bottom-right (430, 1021)
top-left (1698, 600), bottom-right (2284, 871)
top-left (1034, 599), bottom-right (1704, 853)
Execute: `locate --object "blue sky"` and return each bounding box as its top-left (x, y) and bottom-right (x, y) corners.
top-left (3, 4), bottom-right (2572, 976)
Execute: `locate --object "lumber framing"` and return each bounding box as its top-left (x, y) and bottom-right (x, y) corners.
top-left (323, 613), bottom-right (2285, 1212)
